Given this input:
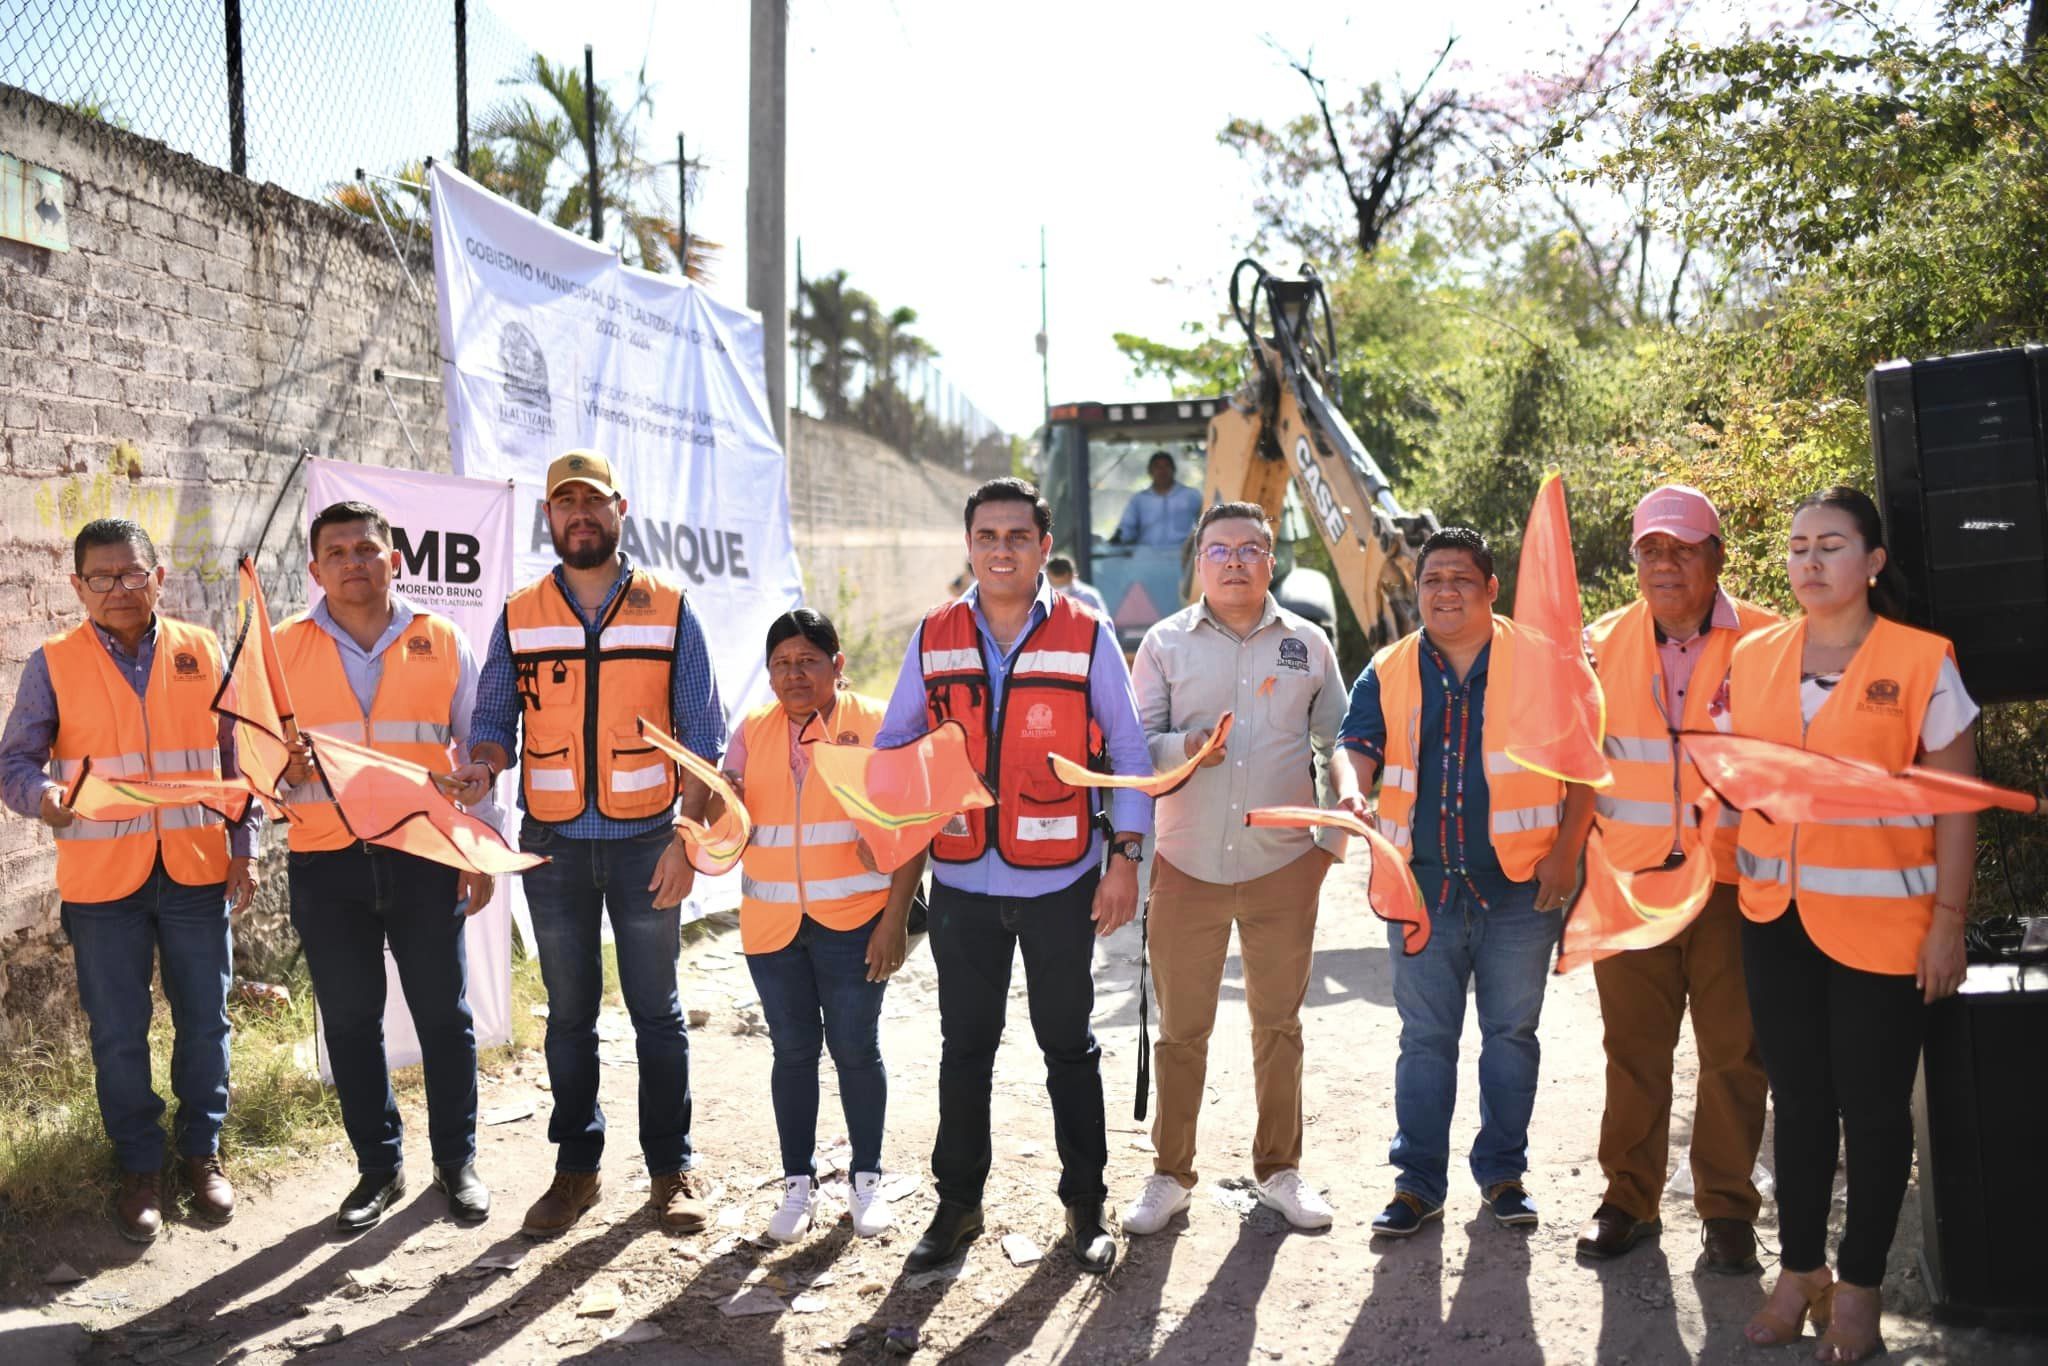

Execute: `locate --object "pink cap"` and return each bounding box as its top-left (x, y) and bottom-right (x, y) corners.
top-left (1631, 484), bottom-right (1721, 546)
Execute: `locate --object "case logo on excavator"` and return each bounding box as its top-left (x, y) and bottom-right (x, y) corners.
top-left (1292, 435), bottom-right (1349, 543)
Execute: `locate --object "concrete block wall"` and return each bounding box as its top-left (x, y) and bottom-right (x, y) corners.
top-left (0, 86), bottom-right (445, 1041)
top-left (784, 413), bottom-right (980, 683)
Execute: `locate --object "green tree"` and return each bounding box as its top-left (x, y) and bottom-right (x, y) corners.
top-left (470, 54), bottom-right (713, 278)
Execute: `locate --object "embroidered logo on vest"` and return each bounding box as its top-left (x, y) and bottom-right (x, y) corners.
top-left (1021, 702), bottom-right (1056, 738)
top-left (1861, 678), bottom-right (1903, 714)
top-left (172, 650), bottom-right (201, 678)
top-left (626, 585), bottom-right (653, 609)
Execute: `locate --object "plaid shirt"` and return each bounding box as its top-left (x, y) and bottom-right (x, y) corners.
top-left (1338, 632), bottom-right (1522, 911)
top-left (471, 558), bottom-right (725, 840)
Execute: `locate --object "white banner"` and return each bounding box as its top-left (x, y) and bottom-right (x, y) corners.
top-left (302, 458), bottom-right (518, 1079)
top-left (427, 163), bottom-right (802, 723)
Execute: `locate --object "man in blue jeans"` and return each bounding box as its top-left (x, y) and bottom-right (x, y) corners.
top-left (0, 519), bottom-right (260, 1242)
top-left (1332, 527), bottom-right (1593, 1236)
top-left (875, 478), bottom-right (1153, 1275)
top-left (453, 451), bottom-right (723, 1238)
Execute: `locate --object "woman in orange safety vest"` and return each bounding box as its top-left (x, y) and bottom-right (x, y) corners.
top-left (1732, 486), bottom-right (1975, 1363)
top-left (726, 610), bottom-right (913, 1248)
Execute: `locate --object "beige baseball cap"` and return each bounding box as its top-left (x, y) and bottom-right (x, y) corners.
top-left (545, 449), bottom-right (618, 499)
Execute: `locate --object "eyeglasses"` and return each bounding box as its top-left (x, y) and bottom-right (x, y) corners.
top-left (1631, 540), bottom-right (1709, 567)
top-left (80, 570), bottom-right (154, 593)
top-left (1199, 543), bottom-right (1273, 566)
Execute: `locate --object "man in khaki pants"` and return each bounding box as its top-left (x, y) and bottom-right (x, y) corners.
top-left (1577, 484), bottom-right (1775, 1271)
top-left (1119, 501), bottom-right (1347, 1234)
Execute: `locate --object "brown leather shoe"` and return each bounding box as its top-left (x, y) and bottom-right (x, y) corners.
top-left (1575, 1202), bottom-right (1658, 1259)
top-left (521, 1170), bottom-right (602, 1237)
top-left (183, 1153), bottom-right (235, 1225)
top-left (1701, 1217), bottom-right (1762, 1274)
top-left (116, 1170), bottom-right (163, 1244)
top-left (651, 1170), bottom-right (709, 1232)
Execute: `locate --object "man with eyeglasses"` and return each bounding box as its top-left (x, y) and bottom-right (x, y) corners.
top-left (1119, 501), bottom-right (1349, 1237)
top-left (0, 518), bottom-right (259, 1243)
top-left (874, 476), bottom-right (1153, 1275)
top-left (1575, 484), bottom-right (1776, 1272)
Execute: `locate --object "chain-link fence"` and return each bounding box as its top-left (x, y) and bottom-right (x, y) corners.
top-left (1, 0), bottom-right (533, 207)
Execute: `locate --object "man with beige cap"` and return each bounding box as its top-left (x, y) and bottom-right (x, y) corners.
top-left (454, 450), bottom-right (725, 1238)
top-left (1576, 483), bottom-right (1776, 1272)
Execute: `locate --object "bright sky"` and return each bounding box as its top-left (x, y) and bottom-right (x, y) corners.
top-left (477, 0), bottom-right (1730, 435)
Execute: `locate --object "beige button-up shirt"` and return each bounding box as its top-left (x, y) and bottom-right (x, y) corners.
top-left (1131, 595), bottom-right (1347, 885)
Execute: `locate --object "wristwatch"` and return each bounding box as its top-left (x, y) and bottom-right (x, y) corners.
top-left (1108, 836), bottom-right (1145, 863)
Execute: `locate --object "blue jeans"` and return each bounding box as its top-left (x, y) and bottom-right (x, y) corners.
top-left (1387, 873), bottom-right (1560, 1207)
top-left (60, 858), bottom-right (232, 1173)
top-left (745, 913), bottom-right (888, 1178)
top-left (519, 820), bottom-right (691, 1174)
top-left (289, 844), bottom-right (476, 1173)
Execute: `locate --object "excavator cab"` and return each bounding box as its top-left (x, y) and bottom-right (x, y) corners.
top-left (1039, 397), bottom-right (1336, 654)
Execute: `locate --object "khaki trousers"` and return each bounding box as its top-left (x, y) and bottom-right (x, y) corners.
top-left (1147, 848), bottom-right (1329, 1188)
top-left (1592, 882), bottom-right (1768, 1222)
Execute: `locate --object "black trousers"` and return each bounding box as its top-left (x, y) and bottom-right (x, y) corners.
top-left (928, 870), bottom-right (1107, 1207)
top-left (1740, 906), bottom-right (1925, 1286)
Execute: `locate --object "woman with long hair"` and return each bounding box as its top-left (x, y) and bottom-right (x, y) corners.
top-left (1730, 486), bottom-right (1975, 1362)
top-left (725, 609), bottom-right (911, 1243)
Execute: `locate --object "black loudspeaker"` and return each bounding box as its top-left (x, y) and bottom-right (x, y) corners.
top-left (1911, 958), bottom-right (2048, 1325)
top-left (1868, 345), bottom-right (2048, 704)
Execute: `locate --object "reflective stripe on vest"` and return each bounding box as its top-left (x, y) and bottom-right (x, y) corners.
top-left (1603, 734), bottom-right (1673, 764)
top-left (1380, 764), bottom-right (1418, 795)
top-left (505, 570), bottom-right (686, 823)
top-left (742, 869), bottom-right (892, 904)
top-left (751, 820), bottom-right (861, 849)
top-left (43, 617), bottom-right (230, 899)
top-left (1729, 615), bottom-right (1951, 974)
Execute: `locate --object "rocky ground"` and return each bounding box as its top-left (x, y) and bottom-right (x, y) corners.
top-left (2, 856), bottom-right (2044, 1364)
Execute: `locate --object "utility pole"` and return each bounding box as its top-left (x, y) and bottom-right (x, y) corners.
top-left (583, 45), bottom-right (603, 243)
top-left (747, 0), bottom-right (789, 447)
top-left (1037, 225), bottom-right (1050, 417)
top-left (675, 132), bottom-right (689, 276)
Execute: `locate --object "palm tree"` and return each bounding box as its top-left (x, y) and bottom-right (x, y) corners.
top-left (469, 55), bottom-right (717, 280)
top-left (793, 270), bottom-right (874, 421)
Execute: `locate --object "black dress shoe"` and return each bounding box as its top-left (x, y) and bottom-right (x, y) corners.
top-left (905, 1200), bottom-right (983, 1271)
top-left (1576, 1202), bottom-right (1658, 1259)
top-left (335, 1170), bottom-right (406, 1233)
top-left (1067, 1201), bottom-right (1117, 1274)
top-left (434, 1162), bottom-right (490, 1223)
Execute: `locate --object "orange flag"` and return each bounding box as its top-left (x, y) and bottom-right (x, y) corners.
top-left (806, 719), bottom-right (995, 874)
top-left (1505, 473), bottom-right (1611, 788)
top-left (1049, 713), bottom-right (1232, 799)
top-left (61, 758), bottom-right (281, 825)
top-left (635, 717), bottom-right (751, 875)
top-left (1244, 805), bottom-right (1430, 954)
top-left (1682, 731), bottom-right (2041, 822)
top-left (1556, 793), bottom-right (1721, 973)
top-left (211, 557), bottom-right (297, 803)
top-left (308, 732), bottom-right (543, 876)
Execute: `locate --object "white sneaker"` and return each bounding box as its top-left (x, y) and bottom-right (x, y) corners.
top-left (1256, 1169), bottom-right (1334, 1230)
top-left (849, 1171), bottom-right (893, 1237)
top-left (1120, 1173), bottom-right (1192, 1236)
top-left (767, 1175), bottom-right (816, 1243)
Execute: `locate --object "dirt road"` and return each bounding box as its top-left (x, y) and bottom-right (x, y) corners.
top-left (3, 857), bottom-right (2042, 1364)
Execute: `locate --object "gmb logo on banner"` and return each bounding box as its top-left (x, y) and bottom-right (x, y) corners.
top-left (390, 526), bottom-right (488, 605)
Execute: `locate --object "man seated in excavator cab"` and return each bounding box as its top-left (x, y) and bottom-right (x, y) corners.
top-left (1111, 452), bottom-right (1203, 548)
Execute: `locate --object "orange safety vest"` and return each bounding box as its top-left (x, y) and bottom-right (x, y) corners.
top-left (44, 616), bottom-right (230, 901)
top-left (275, 608), bottom-right (464, 853)
top-left (919, 594), bottom-right (1104, 868)
top-left (1585, 596), bottom-right (1779, 881)
top-left (1371, 615), bottom-right (1565, 883)
top-left (1730, 616), bottom-right (1951, 974)
top-left (737, 691), bottom-right (892, 953)
top-left (505, 569), bottom-right (686, 823)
